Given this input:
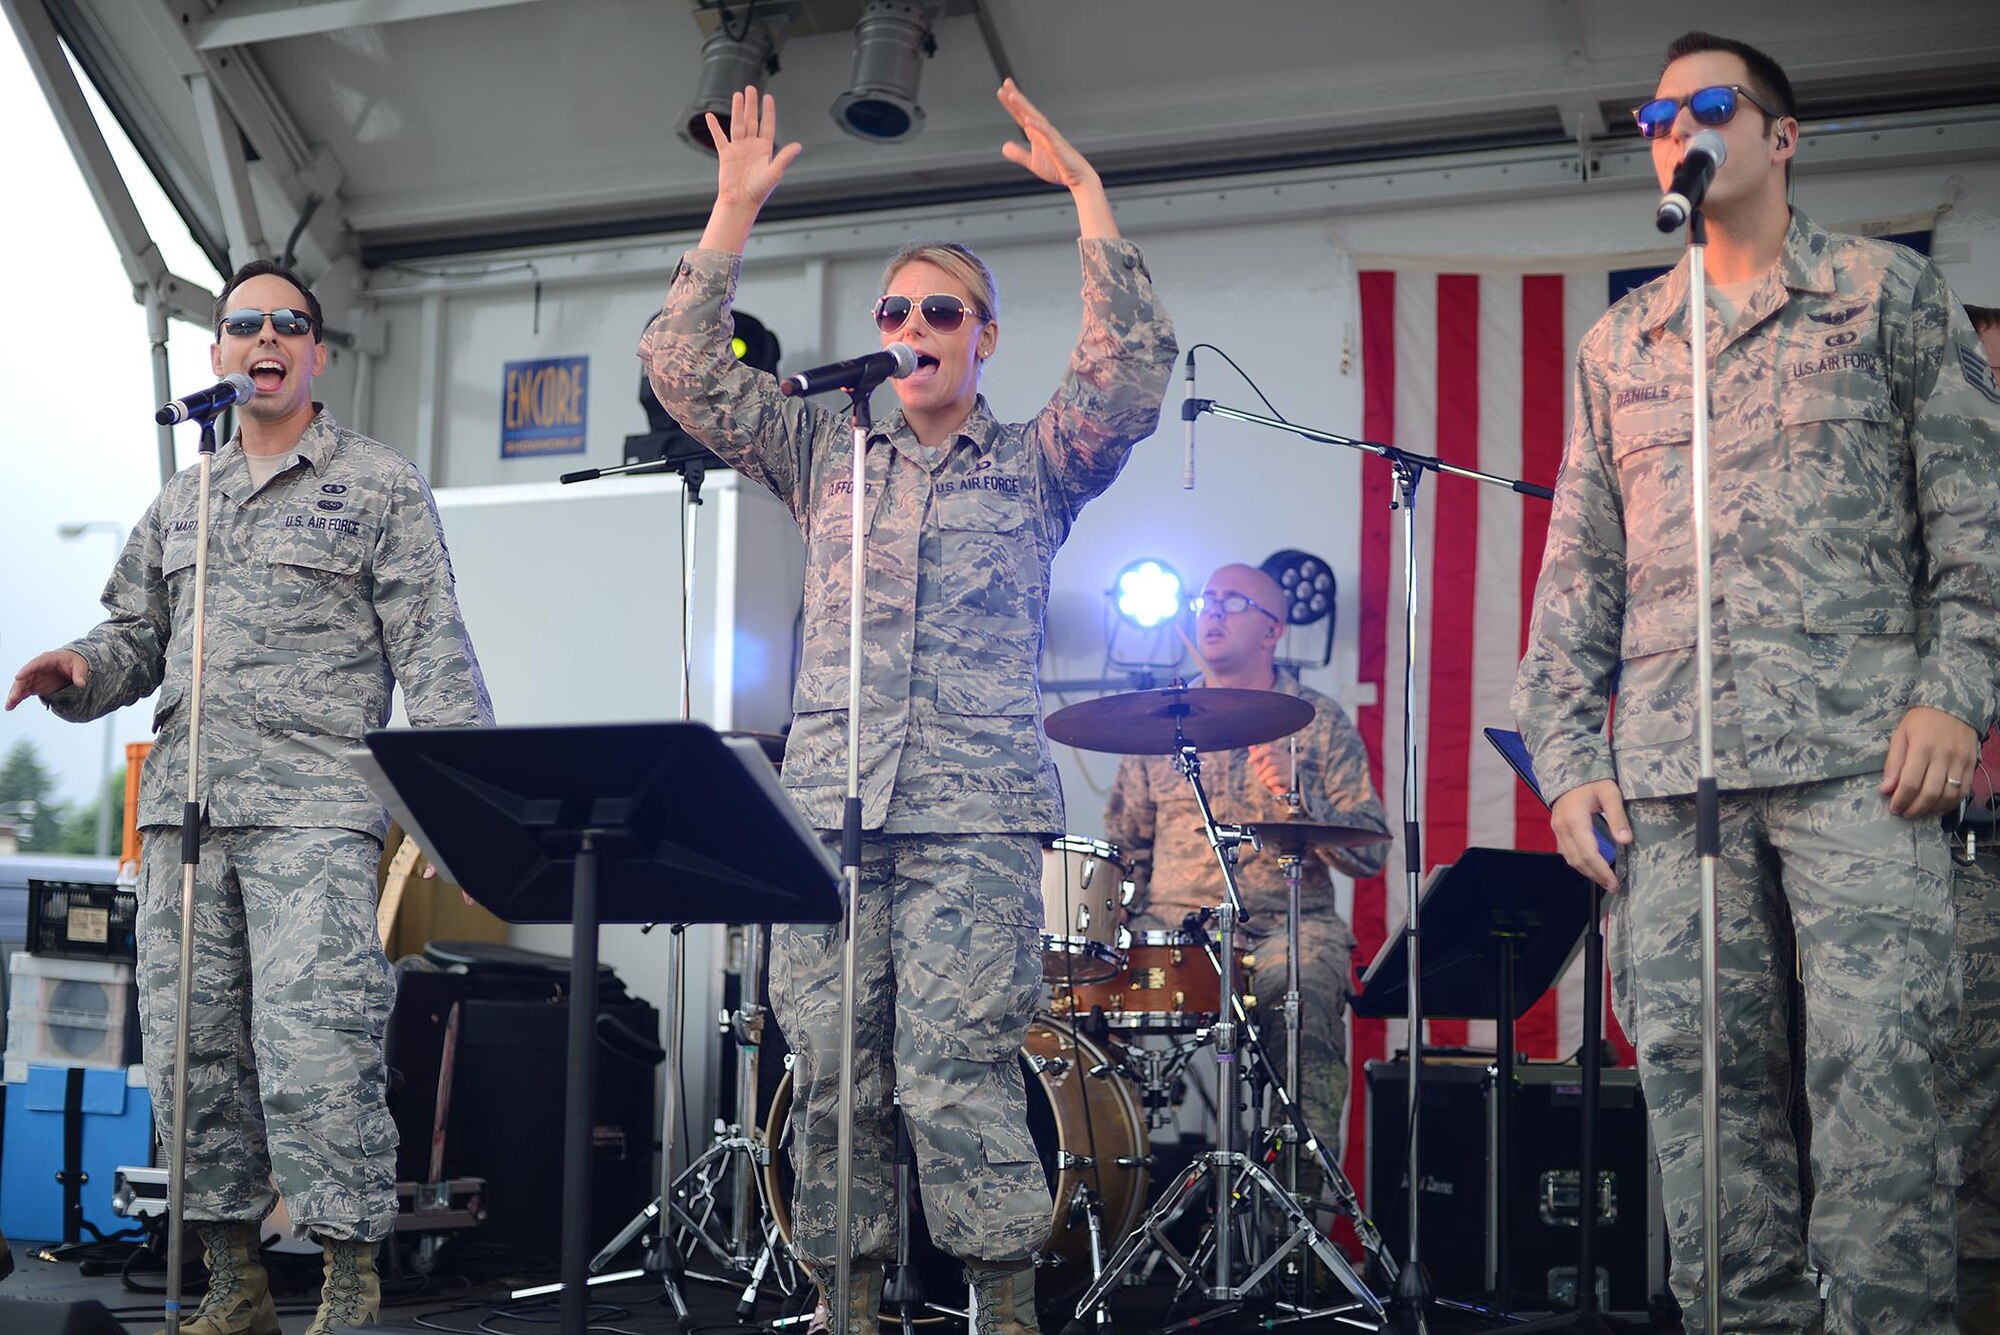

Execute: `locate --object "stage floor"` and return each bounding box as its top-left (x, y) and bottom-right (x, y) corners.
top-left (0, 1232), bottom-right (1665, 1333)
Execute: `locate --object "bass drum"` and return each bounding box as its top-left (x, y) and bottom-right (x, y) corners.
top-left (762, 1018), bottom-right (1148, 1313)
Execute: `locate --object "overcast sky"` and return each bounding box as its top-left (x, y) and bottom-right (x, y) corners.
top-left (0, 30), bottom-right (222, 820)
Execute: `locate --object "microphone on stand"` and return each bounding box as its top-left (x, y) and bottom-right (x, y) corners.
top-left (1181, 350), bottom-right (1198, 489)
top-left (1656, 129), bottom-right (1728, 233)
top-left (777, 343), bottom-right (917, 397)
top-left (155, 373), bottom-right (254, 426)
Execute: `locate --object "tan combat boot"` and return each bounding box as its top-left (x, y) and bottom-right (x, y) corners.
top-left (967, 1259), bottom-right (1040, 1335)
top-left (157, 1223), bottom-right (280, 1335)
top-left (805, 1260), bottom-right (883, 1335)
top-left (302, 1236), bottom-right (380, 1334)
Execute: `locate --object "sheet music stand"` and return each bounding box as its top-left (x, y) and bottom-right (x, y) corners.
top-left (353, 721), bottom-right (840, 1335)
top-left (1351, 847), bottom-right (1593, 1310)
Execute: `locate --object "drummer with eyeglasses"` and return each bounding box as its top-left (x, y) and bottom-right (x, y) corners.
top-left (1102, 563), bottom-right (1389, 1174)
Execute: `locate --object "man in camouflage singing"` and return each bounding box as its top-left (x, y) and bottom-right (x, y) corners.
top-left (1512, 31), bottom-right (2000, 1333)
top-left (7, 259), bottom-right (491, 1335)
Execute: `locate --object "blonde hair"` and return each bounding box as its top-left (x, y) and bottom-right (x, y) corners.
top-left (879, 241), bottom-right (1000, 323)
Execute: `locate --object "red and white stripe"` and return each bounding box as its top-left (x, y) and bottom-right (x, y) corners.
top-left (1341, 267), bottom-right (1635, 1210)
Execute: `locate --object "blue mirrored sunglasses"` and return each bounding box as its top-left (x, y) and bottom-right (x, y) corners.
top-left (1632, 84), bottom-right (1779, 140)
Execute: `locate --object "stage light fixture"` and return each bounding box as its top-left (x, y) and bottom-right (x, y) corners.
top-left (679, 12), bottom-right (785, 155)
top-left (1114, 559), bottom-right (1184, 630)
top-left (1261, 548), bottom-right (1337, 667)
top-left (831, 0), bottom-right (937, 141)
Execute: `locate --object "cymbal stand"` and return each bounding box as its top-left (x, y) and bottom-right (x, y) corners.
top-left (1060, 735), bottom-right (1387, 1333)
top-left (1185, 394), bottom-right (1553, 1334)
top-left (619, 924), bottom-right (798, 1303)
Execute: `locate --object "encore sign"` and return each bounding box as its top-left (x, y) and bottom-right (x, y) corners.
top-left (500, 356), bottom-right (589, 458)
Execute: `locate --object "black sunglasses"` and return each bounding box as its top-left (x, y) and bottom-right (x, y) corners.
top-left (872, 293), bottom-right (987, 336)
top-left (219, 308), bottom-right (315, 338)
top-left (1632, 84), bottom-right (1780, 140)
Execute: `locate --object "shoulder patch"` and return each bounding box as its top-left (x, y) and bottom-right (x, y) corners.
top-left (1962, 343), bottom-right (2000, 407)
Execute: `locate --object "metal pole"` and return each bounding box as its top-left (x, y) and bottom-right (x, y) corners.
top-left (1686, 216), bottom-right (1723, 1335)
top-left (832, 395), bottom-right (872, 1335)
top-left (163, 416), bottom-right (221, 1335)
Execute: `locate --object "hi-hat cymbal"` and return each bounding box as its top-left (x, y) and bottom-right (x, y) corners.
top-left (1045, 686), bottom-right (1313, 756)
top-left (1241, 819), bottom-right (1394, 854)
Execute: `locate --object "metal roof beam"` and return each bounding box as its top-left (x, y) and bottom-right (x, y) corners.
top-left (134, 1), bottom-right (352, 274)
top-left (188, 70), bottom-right (270, 270)
top-left (192, 0), bottom-right (552, 50)
top-left (2, 0), bottom-right (215, 325)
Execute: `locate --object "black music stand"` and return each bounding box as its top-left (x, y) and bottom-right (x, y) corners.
top-left (353, 722), bottom-right (841, 1335)
top-left (1352, 848), bottom-right (1609, 1316)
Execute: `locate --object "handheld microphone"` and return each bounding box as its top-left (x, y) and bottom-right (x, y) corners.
top-left (1181, 350), bottom-right (1197, 490)
top-left (1656, 130), bottom-right (1728, 233)
top-left (777, 343), bottom-right (917, 397)
top-left (156, 373), bottom-right (254, 426)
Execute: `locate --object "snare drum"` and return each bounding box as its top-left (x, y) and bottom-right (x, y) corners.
top-left (1048, 928), bottom-right (1250, 1033)
top-left (1039, 836), bottom-right (1133, 984)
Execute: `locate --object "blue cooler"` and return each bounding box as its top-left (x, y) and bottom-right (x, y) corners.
top-left (1, 1061), bottom-right (152, 1243)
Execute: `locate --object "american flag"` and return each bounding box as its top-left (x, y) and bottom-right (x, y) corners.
top-left (1340, 265), bottom-right (1644, 1212)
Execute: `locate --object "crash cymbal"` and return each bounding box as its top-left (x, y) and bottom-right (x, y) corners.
top-left (1045, 686), bottom-right (1313, 756)
top-left (1241, 819), bottom-right (1394, 854)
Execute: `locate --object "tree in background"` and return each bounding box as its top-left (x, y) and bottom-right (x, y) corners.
top-left (0, 739), bottom-right (69, 852)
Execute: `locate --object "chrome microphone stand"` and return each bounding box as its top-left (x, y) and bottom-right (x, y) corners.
top-left (1684, 208), bottom-right (1724, 1335)
top-left (157, 407), bottom-right (224, 1335)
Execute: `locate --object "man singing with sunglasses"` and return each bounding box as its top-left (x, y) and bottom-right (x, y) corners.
top-left (642, 80), bottom-right (1173, 1334)
top-left (1513, 31), bottom-right (2000, 1333)
top-left (1102, 563), bottom-right (1387, 1187)
top-left (7, 260), bottom-right (491, 1335)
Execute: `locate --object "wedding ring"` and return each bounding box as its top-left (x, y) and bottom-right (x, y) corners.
top-left (1948, 778), bottom-right (1964, 788)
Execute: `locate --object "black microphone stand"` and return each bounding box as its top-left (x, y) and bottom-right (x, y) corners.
top-left (1183, 397), bottom-right (1551, 1334)
top-left (559, 447), bottom-right (709, 1328)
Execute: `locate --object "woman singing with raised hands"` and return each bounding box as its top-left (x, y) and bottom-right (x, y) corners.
top-left (641, 80), bottom-right (1174, 1334)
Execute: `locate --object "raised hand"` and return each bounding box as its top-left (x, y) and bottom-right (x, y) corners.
top-left (996, 79), bottom-right (1117, 239)
top-left (700, 85), bottom-right (802, 253)
top-left (997, 78), bottom-right (1097, 190)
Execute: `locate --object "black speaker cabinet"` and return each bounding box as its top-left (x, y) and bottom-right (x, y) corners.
top-left (387, 967), bottom-right (659, 1264)
top-left (1364, 1060), bottom-right (1668, 1317)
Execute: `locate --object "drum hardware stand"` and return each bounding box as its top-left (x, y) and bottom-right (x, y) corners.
top-left (1061, 732), bottom-right (1388, 1333)
top-left (1184, 396), bottom-right (1553, 1335)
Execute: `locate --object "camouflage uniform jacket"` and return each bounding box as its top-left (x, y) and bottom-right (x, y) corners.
top-left (1513, 210), bottom-right (2000, 802)
top-left (48, 410), bottom-right (493, 838)
top-left (1101, 673), bottom-right (1389, 932)
top-left (642, 239), bottom-right (1176, 832)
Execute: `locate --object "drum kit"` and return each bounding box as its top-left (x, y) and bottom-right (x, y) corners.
top-left (645, 685), bottom-right (1402, 1331)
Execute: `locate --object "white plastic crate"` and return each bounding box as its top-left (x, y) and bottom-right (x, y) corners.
top-left (4, 952), bottom-right (136, 1070)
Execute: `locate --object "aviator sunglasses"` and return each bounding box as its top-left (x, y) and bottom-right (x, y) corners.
top-left (872, 293), bottom-right (989, 336)
top-left (219, 308), bottom-right (315, 338)
top-left (1632, 84), bottom-right (1780, 140)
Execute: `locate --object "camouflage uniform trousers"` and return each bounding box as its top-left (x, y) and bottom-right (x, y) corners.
top-left (136, 822), bottom-right (399, 1242)
top-left (1943, 844), bottom-right (2000, 1321)
top-left (1612, 772), bottom-right (1957, 1333)
top-left (768, 832), bottom-right (1052, 1271)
